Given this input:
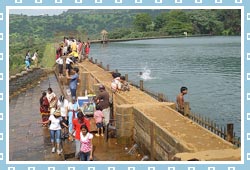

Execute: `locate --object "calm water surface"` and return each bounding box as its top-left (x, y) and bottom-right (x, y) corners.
top-left (90, 36), bottom-right (241, 136)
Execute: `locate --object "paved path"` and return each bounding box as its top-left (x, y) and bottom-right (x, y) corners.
top-left (9, 73), bottom-right (141, 161)
top-left (9, 74), bottom-right (66, 161)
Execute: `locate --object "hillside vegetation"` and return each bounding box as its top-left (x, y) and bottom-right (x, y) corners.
top-left (9, 9), bottom-right (241, 75)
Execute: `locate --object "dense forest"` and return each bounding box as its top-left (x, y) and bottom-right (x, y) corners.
top-left (9, 9), bottom-right (241, 75)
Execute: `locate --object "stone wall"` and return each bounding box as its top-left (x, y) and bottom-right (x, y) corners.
top-left (133, 104), bottom-right (190, 160)
top-left (114, 103), bottom-right (188, 161)
top-left (71, 61), bottom-right (240, 161)
top-left (9, 68), bottom-right (48, 97)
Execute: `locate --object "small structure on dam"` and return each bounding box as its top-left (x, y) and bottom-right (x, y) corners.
top-left (100, 29), bottom-right (108, 44)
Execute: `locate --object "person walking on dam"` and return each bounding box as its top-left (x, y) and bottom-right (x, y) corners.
top-left (79, 124), bottom-right (93, 161)
top-left (68, 97), bottom-right (79, 138)
top-left (46, 87), bottom-right (57, 114)
top-left (72, 111), bottom-right (90, 159)
top-left (176, 86), bottom-right (188, 115)
top-left (38, 109), bottom-right (68, 155)
top-left (66, 67), bottom-right (79, 99)
top-left (39, 91), bottom-right (50, 127)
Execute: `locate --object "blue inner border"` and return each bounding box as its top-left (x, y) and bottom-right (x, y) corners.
top-left (1, 0), bottom-right (248, 169)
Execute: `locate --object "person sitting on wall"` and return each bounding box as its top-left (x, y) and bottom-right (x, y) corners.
top-left (111, 72), bottom-right (121, 93)
top-left (120, 76), bottom-right (130, 91)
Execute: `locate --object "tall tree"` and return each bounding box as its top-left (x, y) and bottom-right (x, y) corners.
top-left (133, 13), bottom-right (152, 32)
top-left (188, 10), bottom-right (224, 35)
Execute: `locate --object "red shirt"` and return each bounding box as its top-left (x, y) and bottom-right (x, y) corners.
top-left (72, 118), bottom-right (90, 140)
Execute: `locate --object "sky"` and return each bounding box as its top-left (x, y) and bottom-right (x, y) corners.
top-left (9, 9), bottom-right (67, 16)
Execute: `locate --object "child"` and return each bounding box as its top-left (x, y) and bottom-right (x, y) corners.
top-left (120, 76), bottom-right (130, 91)
top-left (93, 105), bottom-right (104, 137)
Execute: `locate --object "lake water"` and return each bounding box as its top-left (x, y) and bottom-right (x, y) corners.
top-left (90, 36), bottom-right (241, 137)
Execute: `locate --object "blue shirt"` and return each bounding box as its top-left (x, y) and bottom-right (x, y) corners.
top-left (69, 73), bottom-right (79, 90)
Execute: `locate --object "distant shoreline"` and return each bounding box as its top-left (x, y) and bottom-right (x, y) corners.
top-left (90, 34), bottom-right (213, 43)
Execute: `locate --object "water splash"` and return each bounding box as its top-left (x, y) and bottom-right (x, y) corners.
top-left (140, 67), bottom-right (153, 81)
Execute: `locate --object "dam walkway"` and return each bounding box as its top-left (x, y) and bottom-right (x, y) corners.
top-left (9, 73), bottom-right (141, 161)
top-left (9, 59), bottom-right (240, 161)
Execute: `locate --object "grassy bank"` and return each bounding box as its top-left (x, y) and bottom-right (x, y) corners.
top-left (40, 43), bottom-right (56, 69)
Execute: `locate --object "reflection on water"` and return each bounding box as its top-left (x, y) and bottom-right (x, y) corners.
top-left (91, 36), bottom-right (241, 136)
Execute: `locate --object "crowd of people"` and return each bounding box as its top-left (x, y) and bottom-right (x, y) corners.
top-left (37, 37), bottom-right (188, 161)
top-left (39, 52), bottom-right (117, 159)
top-left (38, 67), bottom-right (131, 161)
top-left (38, 37), bottom-right (94, 160)
top-left (56, 37), bottom-right (90, 65)
top-left (39, 87), bottom-right (93, 160)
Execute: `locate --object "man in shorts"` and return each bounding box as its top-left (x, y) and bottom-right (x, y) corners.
top-left (176, 86), bottom-right (188, 115)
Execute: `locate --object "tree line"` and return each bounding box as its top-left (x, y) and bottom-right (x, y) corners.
top-left (111, 9), bottom-right (240, 39)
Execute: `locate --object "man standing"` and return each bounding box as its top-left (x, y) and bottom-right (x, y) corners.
top-left (176, 86), bottom-right (188, 115)
top-left (66, 67), bottom-right (79, 99)
top-left (96, 85), bottom-right (110, 126)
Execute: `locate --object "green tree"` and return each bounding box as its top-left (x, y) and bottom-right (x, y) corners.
top-left (154, 12), bottom-right (169, 31)
top-left (155, 10), bottom-right (194, 35)
top-left (188, 10), bottom-right (224, 35)
top-left (161, 20), bottom-right (193, 35)
top-left (216, 9), bottom-right (241, 35)
top-left (133, 13), bottom-right (152, 32)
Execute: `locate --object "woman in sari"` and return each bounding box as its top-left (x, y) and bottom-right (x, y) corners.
top-left (39, 91), bottom-right (50, 127)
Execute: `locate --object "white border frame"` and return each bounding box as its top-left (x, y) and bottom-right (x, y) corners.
top-left (1, 0), bottom-right (248, 170)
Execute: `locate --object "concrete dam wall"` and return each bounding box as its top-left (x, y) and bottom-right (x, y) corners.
top-left (10, 60), bottom-right (241, 161)
top-left (72, 60), bottom-right (241, 161)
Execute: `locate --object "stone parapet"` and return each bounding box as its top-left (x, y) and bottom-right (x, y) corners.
top-left (9, 67), bottom-right (49, 97)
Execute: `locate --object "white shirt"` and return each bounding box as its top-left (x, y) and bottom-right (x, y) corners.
top-left (46, 92), bottom-right (56, 102)
top-left (68, 102), bottom-right (79, 111)
top-left (66, 58), bottom-right (73, 64)
top-left (56, 57), bottom-right (63, 65)
top-left (66, 39), bottom-right (70, 46)
top-left (57, 99), bottom-right (69, 117)
top-left (111, 77), bottom-right (121, 92)
top-left (49, 115), bottom-right (62, 130)
top-left (80, 132), bottom-right (93, 141)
